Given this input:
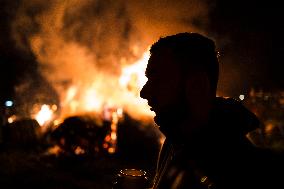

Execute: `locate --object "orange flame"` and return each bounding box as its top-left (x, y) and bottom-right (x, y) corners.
top-left (119, 50), bottom-right (150, 92)
top-left (34, 104), bottom-right (55, 126)
top-left (58, 48), bottom-right (154, 121)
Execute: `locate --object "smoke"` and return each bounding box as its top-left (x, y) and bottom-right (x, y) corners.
top-left (127, 0), bottom-right (210, 39)
top-left (10, 0), bottom-right (212, 118)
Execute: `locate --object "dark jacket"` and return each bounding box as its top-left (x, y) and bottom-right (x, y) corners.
top-left (152, 97), bottom-right (284, 189)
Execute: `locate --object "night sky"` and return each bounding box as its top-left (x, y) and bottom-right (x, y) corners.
top-left (0, 0), bottom-right (283, 104)
top-left (210, 0), bottom-right (284, 96)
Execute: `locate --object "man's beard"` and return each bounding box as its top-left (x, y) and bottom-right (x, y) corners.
top-left (154, 98), bottom-right (190, 144)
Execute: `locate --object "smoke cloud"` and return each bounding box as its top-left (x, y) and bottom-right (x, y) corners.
top-left (10, 0), bottom-right (212, 118)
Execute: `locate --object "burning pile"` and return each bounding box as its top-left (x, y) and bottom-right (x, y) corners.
top-left (2, 0), bottom-right (202, 156)
top-left (1, 49), bottom-right (159, 158)
top-left (45, 50), bottom-right (157, 156)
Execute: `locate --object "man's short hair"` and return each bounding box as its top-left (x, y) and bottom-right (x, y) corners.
top-left (150, 32), bottom-right (219, 92)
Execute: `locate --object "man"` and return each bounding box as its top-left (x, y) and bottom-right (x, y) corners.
top-left (140, 32), bottom-right (283, 189)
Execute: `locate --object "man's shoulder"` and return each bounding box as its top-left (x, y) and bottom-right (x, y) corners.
top-left (212, 97), bottom-right (260, 134)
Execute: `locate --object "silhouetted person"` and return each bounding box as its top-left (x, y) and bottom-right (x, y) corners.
top-left (140, 32), bottom-right (283, 189)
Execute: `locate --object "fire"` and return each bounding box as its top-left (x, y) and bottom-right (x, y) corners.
top-left (30, 48), bottom-right (156, 155)
top-left (35, 104), bottom-right (55, 126)
top-left (119, 50), bottom-right (150, 92)
top-left (58, 48), bottom-right (154, 121)
top-left (66, 86), bottom-right (77, 103)
top-left (103, 107), bottom-right (123, 154)
top-left (30, 48), bottom-right (155, 156)
top-left (117, 49), bottom-right (155, 120)
top-left (83, 87), bottom-right (103, 112)
top-left (46, 145), bottom-right (62, 156)
top-left (8, 115), bottom-right (17, 124)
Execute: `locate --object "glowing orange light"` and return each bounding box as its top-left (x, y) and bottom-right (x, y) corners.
top-left (55, 48), bottom-right (154, 122)
top-left (108, 147), bottom-right (115, 154)
top-left (111, 132), bottom-right (117, 140)
top-left (47, 145), bottom-right (62, 155)
top-left (105, 135), bottom-right (111, 142)
top-left (66, 86), bottom-right (78, 102)
top-left (74, 146), bottom-right (85, 155)
top-left (83, 88), bottom-right (102, 111)
top-left (8, 115), bottom-right (17, 124)
top-left (103, 143), bottom-right (109, 149)
top-left (35, 104), bottom-right (54, 126)
top-left (265, 123), bottom-right (274, 133)
top-left (119, 50), bottom-right (150, 91)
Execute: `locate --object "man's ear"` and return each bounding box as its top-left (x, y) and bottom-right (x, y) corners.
top-left (185, 71), bottom-right (212, 124)
top-left (185, 71), bottom-right (211, 100)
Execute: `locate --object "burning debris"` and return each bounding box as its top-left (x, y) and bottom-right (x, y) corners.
top-left (0, 49), bottom-right (159, 155)
top-left (48, 106), bottom-right (161, 159)
top-left (50, 114), bottom-right (106, 157)
top-left (0, 1), bottom-right (209, 161)
top-left (0, 1), bottom-right (210, 187)
top-left (33, 104), bottom-right (57, 126)
top-left (7, 0), bottom-right (210, 123)
top-left (0, 44), bottom-right (156, 155)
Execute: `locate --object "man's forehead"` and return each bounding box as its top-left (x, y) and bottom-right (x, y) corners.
top-left (146, 49), bottom-right (177, 74)
top-left (148, 49), bottom-right (176, 68)
top-left (150, 47), bottom-right (174, 60)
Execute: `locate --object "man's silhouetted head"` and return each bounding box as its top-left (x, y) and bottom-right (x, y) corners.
top-left (150, 32), bottom-right (219, 93)
top-left (140, 32), bottom-right (219, 143)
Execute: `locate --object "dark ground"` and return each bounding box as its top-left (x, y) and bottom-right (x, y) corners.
top-left (0, 151), bottom-right (118, 189)
top-left (0, 115), bottom-right (162, 189)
